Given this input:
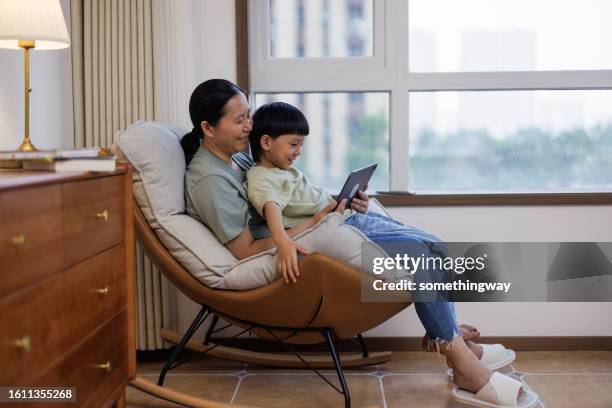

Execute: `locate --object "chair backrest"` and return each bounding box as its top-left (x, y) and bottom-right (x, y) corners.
top-left (115, 121), bottom-right (240, 288)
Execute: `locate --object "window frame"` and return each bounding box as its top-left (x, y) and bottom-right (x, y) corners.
top-left (245, 0), bottom-right (612, 203)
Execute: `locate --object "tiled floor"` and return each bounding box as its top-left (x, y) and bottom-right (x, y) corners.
top-left (126, 350), bottom-right (612, 407)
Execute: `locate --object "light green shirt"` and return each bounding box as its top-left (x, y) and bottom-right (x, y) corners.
top-left (185, 147), bottom-right (269, 243)
top-left (246, 166), bottom-right (336, 228)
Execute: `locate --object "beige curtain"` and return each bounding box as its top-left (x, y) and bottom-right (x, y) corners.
top-left (70, 0), bottom-right (171, 350)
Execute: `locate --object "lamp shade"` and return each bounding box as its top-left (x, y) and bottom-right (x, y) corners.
top-left (0, 0), bottom-right (70, 50)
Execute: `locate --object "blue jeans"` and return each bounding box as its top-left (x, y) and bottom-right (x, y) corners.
top-left (345, 212), bottom-right (461, 342)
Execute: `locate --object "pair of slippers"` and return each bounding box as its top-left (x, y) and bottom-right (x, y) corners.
top-left (451, 344), bottom-right (539, 407)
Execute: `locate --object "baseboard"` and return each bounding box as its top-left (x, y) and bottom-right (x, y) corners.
top-left (217, 336), bottom-right (612, 352)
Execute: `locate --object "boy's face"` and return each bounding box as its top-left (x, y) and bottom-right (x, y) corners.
top-left (262, 134), bottom-right (305, 170)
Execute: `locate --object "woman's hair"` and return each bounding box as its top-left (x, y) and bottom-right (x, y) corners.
top-left (249, 102), bottom-right (309, 162)
top-left (181, 79), bottom-right (246, 165)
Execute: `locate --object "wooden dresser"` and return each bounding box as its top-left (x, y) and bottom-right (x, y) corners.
top-left (0, 168), bottom-right (136, 407)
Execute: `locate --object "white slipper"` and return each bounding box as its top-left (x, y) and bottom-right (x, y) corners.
top-left (453, 372), bottom-right (538, 408)
top-left (448, 344), bottom-right (516, 379)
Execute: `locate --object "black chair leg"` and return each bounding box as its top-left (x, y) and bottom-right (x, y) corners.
top-left (324, 329), bottom-right (351, 408)
top-left (204, 314), bottom-right (219, 345)
top-left (357, 334), bottom-right (369, 358)
top-left (158, 305), bottom-right (209, 386)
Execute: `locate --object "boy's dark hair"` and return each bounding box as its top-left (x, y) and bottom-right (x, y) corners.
top-left (249, 102), bottom-right (309, 162)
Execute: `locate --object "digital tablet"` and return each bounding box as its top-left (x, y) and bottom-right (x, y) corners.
top-left (336, 163), bottom-right (377, 208)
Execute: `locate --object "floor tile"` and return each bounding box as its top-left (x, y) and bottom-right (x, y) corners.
top-left (233, 373), bottom-right (382, 408)
top-left (128, 350), bottom-right (612, 407)
top-left (383, 374), bottom-right (465, 408)
top-left (379, 351), bottom-right (448, 374)
top-left (244, 350), bottom-right (380, 374)
top-left (513, 351), bottom-right (612, 374)
top-left (136, 353), bottom-right (245, 375)
top-left (126, 374), bottom-right (239, 407)
top-left (524, 374), bottom-right (612, 408)
top-left (247, 361), bottom-right (379, 375)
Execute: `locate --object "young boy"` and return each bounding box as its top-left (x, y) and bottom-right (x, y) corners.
top-left (246, 102), bottom-right (361, 284)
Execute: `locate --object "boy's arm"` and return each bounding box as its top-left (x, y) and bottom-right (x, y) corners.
top-left (263, 202), bottom-right (309, 284)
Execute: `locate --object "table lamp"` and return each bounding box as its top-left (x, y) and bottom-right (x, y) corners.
top-left (0, 0), bottom-right (70, 151)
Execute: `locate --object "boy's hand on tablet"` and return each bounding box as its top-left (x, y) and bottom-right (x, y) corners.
top-left (350, 190), bottom-right (369, 214)
top-left (277, 240), bottom-right (309, 284)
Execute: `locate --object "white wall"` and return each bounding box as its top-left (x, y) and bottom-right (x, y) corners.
top-left (0, 0), bottom-right (73, 151)
top-left (365, 206), bottom-right (612, 337)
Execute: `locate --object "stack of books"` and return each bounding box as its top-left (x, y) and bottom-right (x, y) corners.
top-left (0, 147), bottom-right (116, 172)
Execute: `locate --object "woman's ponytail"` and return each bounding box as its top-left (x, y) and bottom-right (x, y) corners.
top-left (181, 79), bottom-right (245, 166)
top-left (180, 128), bottom-right (203, 165)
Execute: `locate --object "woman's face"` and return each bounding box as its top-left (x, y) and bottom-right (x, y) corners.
top-left (203, 93), bottom-right (252, 157)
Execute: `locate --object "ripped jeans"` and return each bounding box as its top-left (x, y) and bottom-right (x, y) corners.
top-left (345, 212), bottom-right (461, 343)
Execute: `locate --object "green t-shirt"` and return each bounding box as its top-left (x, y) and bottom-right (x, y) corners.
top-left (246, 166), bottom-right (336, 228)
top-left (185, 147), bottom-right (269, 243)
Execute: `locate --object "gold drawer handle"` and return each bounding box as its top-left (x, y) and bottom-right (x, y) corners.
top-left (93, 286), bottom-right (110, 295)
top-left (11, 234), bottom-right (26, 246)
top-left (95, 210), bottom-right (109, 222)
top-left (14, 335), bottom-right (31, 352)
top-left (93, 361), bottom-right (112, 372)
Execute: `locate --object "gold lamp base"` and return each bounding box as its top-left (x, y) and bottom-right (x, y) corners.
top-left (18, 40), bottom-right (36, 152)
top-left (18, 138), bottom-right (36, 152)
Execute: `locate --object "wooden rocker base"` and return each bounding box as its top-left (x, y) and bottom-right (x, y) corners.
top-left (160, 328), bottom-right (392, 369)
top-left (129, 376), bottom-right (255, 408)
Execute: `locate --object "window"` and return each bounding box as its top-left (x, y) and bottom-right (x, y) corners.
top-left (410, 90), bottom-right (612, 190)
top-left (249, 0), bottom-right (612, 193)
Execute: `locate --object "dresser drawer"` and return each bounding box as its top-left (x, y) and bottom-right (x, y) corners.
top-left (62, 245), bottom-right (126, 346)
top-left (0, 274), bottom-right (65, 385)
top-left (35, 311), bottom-right (128, 407)
top-left (0, 185), bottom-right (63, 298)
top-left (62, 176), bottom-right (124, 268)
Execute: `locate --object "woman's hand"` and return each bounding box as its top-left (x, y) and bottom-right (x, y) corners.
top-left (277, 239), bottom-right (309, 283)
top-left (350, 189), bottom-right (369, 214)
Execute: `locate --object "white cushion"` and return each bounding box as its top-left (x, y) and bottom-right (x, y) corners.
top-left (222, 212), bottom-right (380, 290)
top-left (115, 121), bottom-right (396, 290)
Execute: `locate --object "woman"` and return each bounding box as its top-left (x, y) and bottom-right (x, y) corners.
top-left (181, 79), bottom-right (537, 408)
